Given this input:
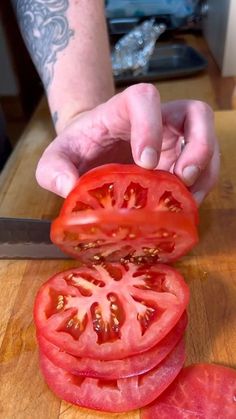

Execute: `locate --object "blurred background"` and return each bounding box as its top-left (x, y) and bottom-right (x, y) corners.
top-left (0, 0), bottom-right (236, 170)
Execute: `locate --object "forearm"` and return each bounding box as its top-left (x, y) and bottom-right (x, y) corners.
top-left (13, 0), bottom-right (115, 132)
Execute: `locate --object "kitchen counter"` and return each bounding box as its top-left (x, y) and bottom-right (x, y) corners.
top-left (0, 102), bottom-right (236, 418)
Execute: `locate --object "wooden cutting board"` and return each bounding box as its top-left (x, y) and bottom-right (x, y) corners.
top-left (0, 103), bottom-right (236, 419)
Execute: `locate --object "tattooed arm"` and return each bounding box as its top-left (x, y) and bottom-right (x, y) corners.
top-left (12, 0), bottom-right (219, 203)
top-left (12, 0), bottom-right (114, 132)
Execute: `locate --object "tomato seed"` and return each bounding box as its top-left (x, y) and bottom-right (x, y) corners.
top-left (67, 319), bottom-right (74, 328)
top-left (128, 233), bottom-right (136, 239)
top-left (162, 232), bottom-right (169, 237)
top-left (90, 227), bottom-right (97, 233)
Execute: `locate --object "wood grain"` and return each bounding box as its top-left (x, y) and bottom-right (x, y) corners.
top-left (0, 99), bottom-right (62, 219)
top-left (0, 107), bottom-right (236, 418)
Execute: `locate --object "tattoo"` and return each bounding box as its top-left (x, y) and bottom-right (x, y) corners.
top-left (52, 111), bottom-right (58, 126)
top-left (12, 0), bottom-right (74, 89)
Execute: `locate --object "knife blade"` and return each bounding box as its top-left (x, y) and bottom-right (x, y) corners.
top-left (0, 217), bottom-right (69, 259)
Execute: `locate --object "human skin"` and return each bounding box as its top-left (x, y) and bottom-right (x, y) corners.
top-left (13, 0), bottom-right (219, 203)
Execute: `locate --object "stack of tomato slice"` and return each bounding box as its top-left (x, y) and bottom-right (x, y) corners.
top-left (34, 164), bottom-right (200, 412)
top-left (35, 263), bottom-right (189, 412)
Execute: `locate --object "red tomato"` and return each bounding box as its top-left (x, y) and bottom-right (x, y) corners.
top-left (141, 363), bottom-right (236, 419)
top-left (37, 312), bottom-right (187, 379)
top-left (51, 165), bottom-right (198, 263)
top-left (51, 210), bottom-right (198, 264)
top-left (59, 164), bottom-right (198, 224)
top-left (34, 263), bottom-right (189, 360)
top-left (39, 338), bottom-right (185, 413)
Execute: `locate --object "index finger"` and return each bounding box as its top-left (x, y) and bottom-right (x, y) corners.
top-left (97, 83), bottom-right (163, 169)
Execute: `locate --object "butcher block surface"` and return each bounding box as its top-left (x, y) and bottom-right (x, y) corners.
top-left (0, 102), bottom-right (236, 418)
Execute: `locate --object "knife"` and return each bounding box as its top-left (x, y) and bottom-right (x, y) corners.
top-left (0, 217), bottom-right (69, 259)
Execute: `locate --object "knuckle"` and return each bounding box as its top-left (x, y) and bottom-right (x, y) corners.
top-left (192, 100), bottom-right (214, 119)
top-left (127, 83), bottom-right (160, 101)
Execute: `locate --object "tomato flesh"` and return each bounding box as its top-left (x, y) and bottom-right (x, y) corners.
top-left (34, 263), bottom-right (189, 360)
top-left (141, 363), bottom-right (236, 419)
top-left (39, 338), bottom-right (185, 413)
top-left (51, 210), bottom-right (198, 264)
top-left (38, 312), bottom-right (187, 379)
top-left (51, 165), bottom-right (198, 263)
top-left (59, 164), bottom-right (198, 224)
top-left (35, 165), bottom-right (200, 412)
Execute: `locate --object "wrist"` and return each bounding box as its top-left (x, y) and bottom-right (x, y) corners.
top-left (49, 85), bottom-right (115, 134)
top-left (49, 100), bottom-right (94, 134)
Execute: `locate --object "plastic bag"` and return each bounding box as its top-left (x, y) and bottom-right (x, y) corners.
top-left (112, 19), bottom-right (166, 76)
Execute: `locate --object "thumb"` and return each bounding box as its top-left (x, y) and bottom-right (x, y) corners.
top-left (36, 147), bottom-right (79, 197)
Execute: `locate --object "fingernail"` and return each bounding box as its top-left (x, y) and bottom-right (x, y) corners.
top-left (55, 174), bottom-right (73, 197)
top-left (182, 165), bottom-right (199, 186)
top-left (194, 190), bottom-right (205, 205)
top-left (140, 147), bottom-right (158, 169)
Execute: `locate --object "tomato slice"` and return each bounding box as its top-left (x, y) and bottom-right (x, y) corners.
top-left (59, 164), bottom-right (198, 224)
top-left (51, 210), bottom-right (198, 264)
top-left (37, 312), bottom-right (187, 380)
top-left (141, 363), bottom-right (236, 419)
top-left (34, 263), bottom-right (189, 360)
top-left (51, 165), bottom-right (199, 263)
top-left (39, 338), bottom-right (185, 413)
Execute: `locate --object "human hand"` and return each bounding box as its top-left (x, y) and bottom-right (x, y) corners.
top-left (36, 84), bottom-right (219, 204)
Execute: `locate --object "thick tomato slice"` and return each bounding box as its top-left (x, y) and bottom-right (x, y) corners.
top-left (39, 338), bottom-right (185, 413)
top-left (141, 363), bottom-right (236, 419)
top-left (34, 263), bottom-right (189, 360)
top-left (51, 165), bottom-right (199, 263)
top-left (59, 164), bottom-right (198, 224)
top-left (51, 210), bottom-right (198, 264)
top-left (37, 312), bottom-right (187, 380)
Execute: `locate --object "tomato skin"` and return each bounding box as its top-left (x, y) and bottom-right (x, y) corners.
top-left (36, 165), bottom-right (199, 412)
top-left (59, 164), bottom-right (198, 225)
top-left (37, 312), bottom-right (187, 379)
top-left (51, 210), bottom-right (198, 264)
top-left (34, 263), bottom-right (189, 360)
top-left (51, 164), bottom-right (199, 264)
top-left (39, 338), bottom-right (185, 413)
top-left (141, 363), bottom-right (236, 419)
